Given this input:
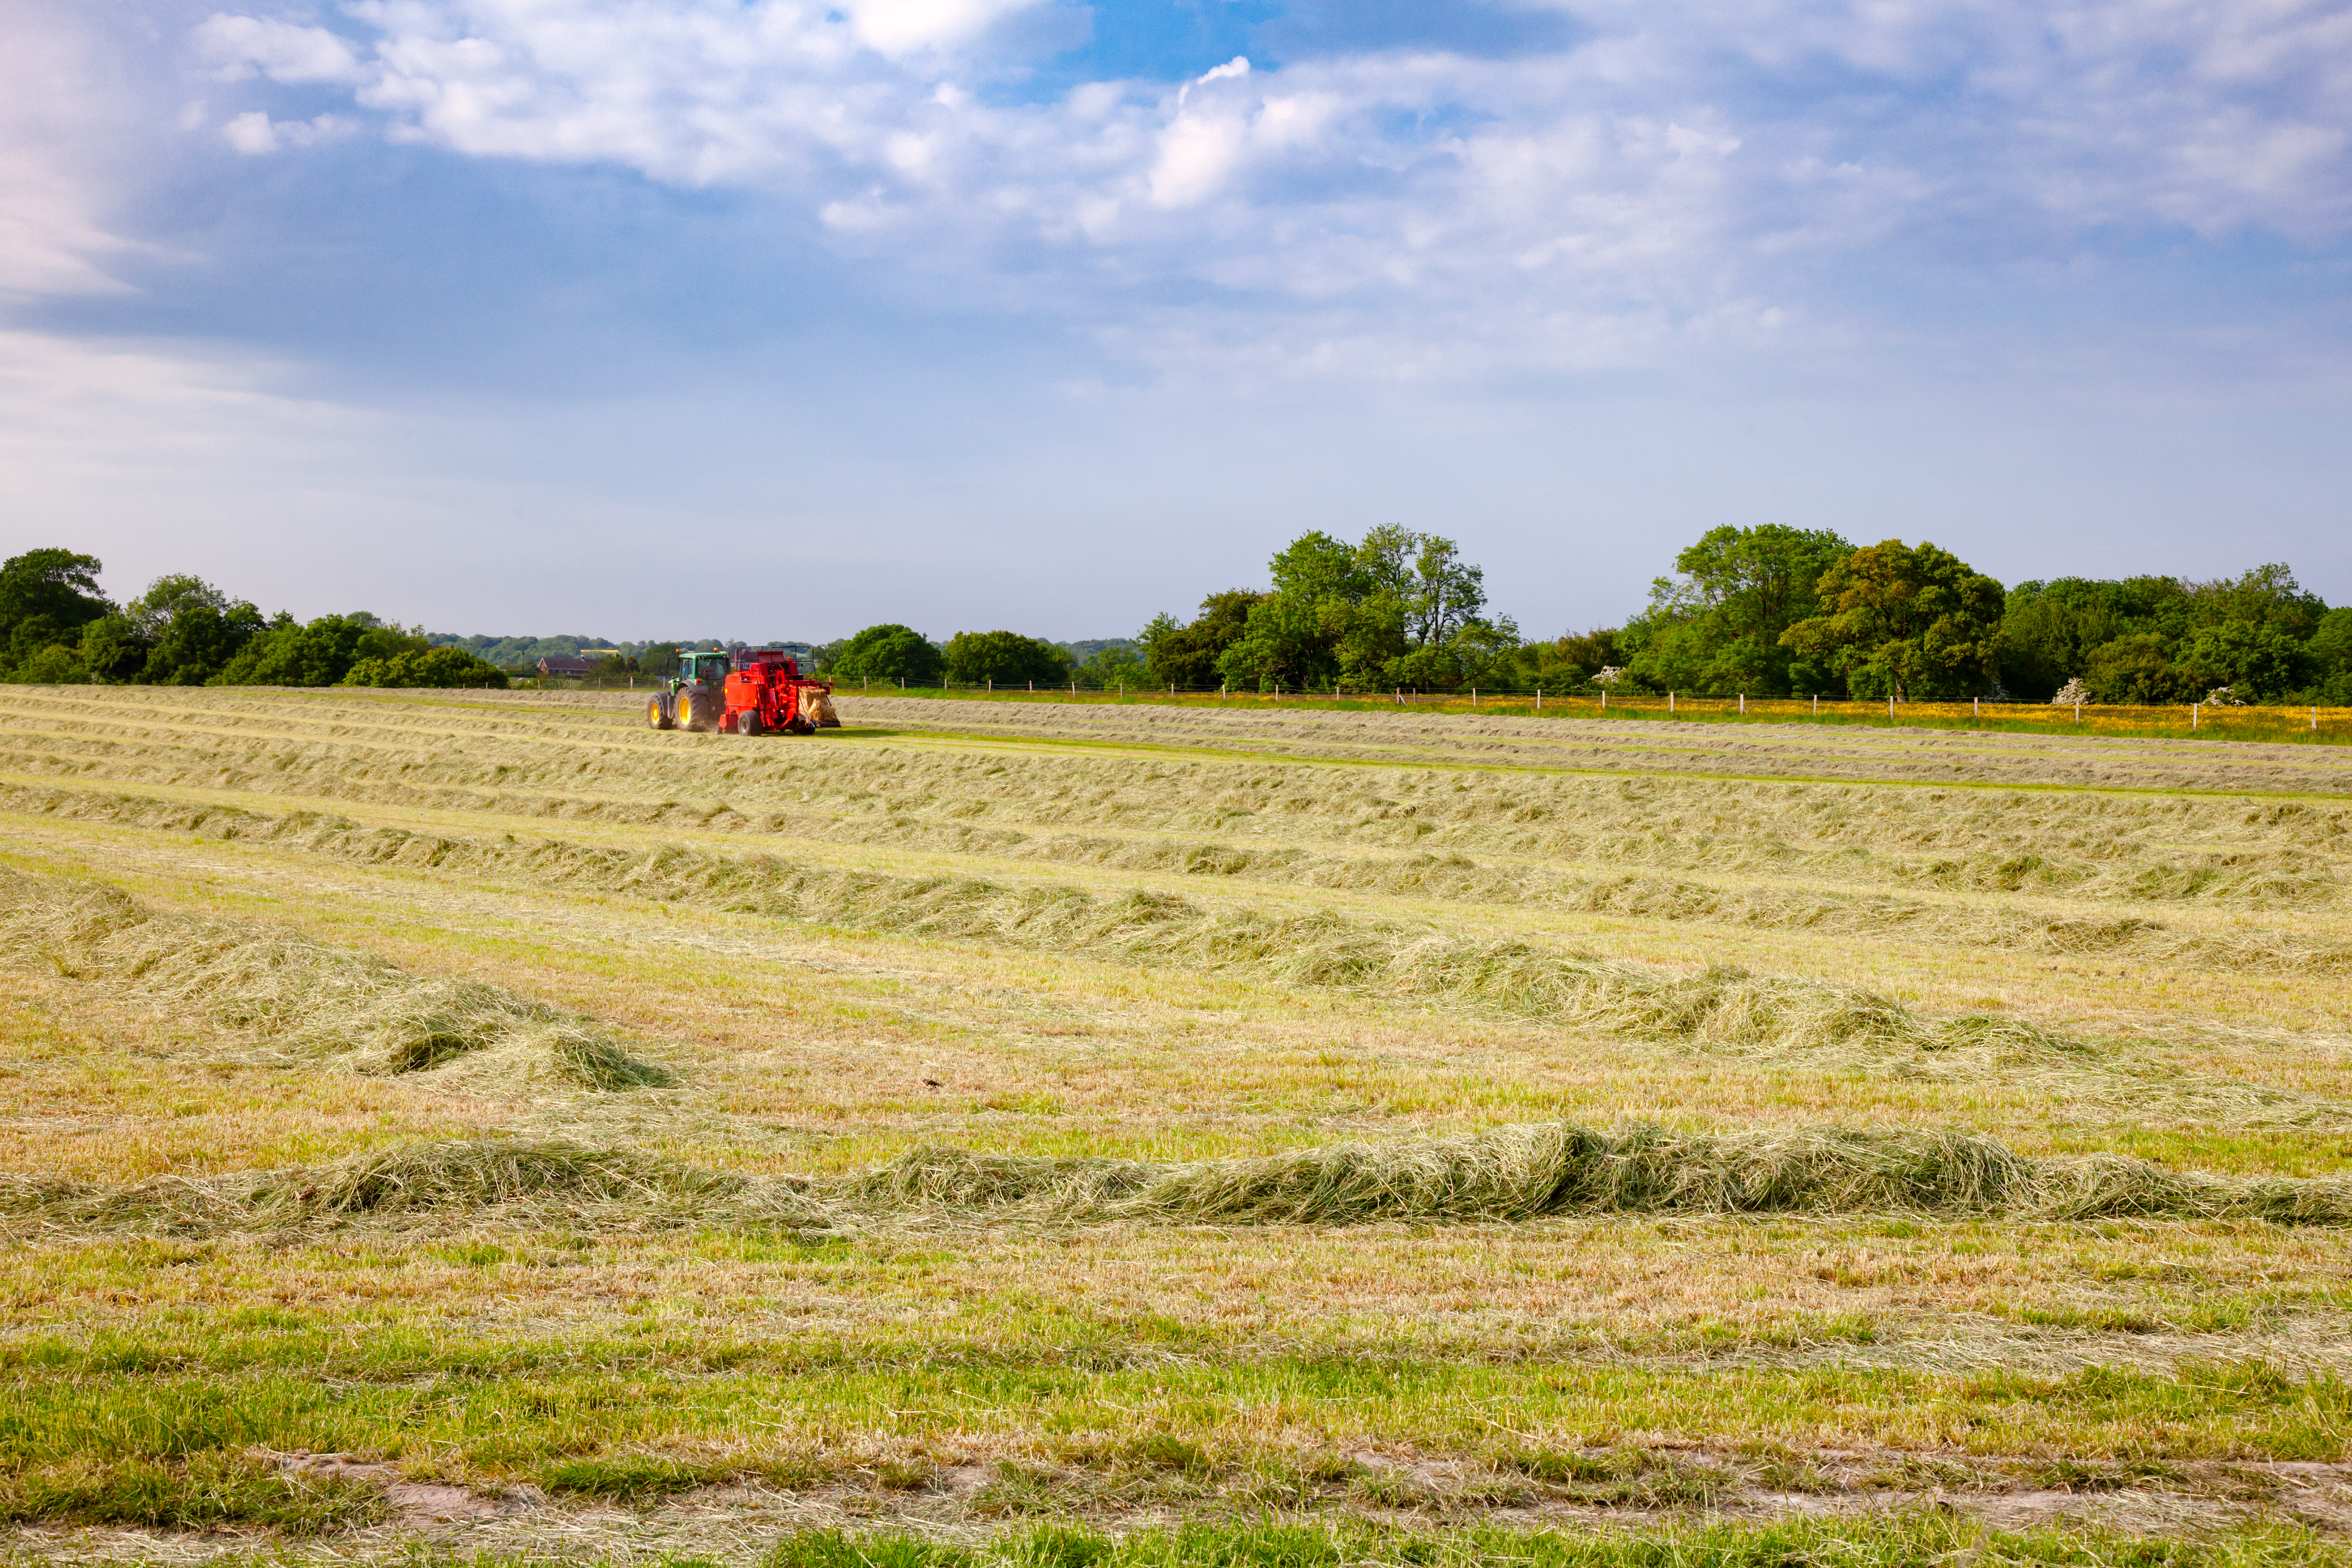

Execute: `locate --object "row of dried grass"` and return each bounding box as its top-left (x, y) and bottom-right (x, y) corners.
top-left (5, 700), bottom-right (2348, 909)
top-left (859, 1121), bottom-right (2352, 1227)
top-left (0, 1135), bottom-right (820, 1239)
top-left (12, 1121), bottom-right (2352, 1238)
top-left (0, 866), bottom-right (673, 1093)
top-left (9, 788), bottom-right (2339, 1127)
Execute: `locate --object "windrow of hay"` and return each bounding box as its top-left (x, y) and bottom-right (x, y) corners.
top-left (0, 1135), bottom-right (827, 1238)
top-left (15, 1123), bottom-right (2352, 1238)
top-left (6, 785), bottom-right (2345, 1126)
top-left (6, 716), bottom-right (2350, 911)
top-left (15, 680), bottom-right (2352, 801)
top-left (0, 867), bottom-right (674, 1092)
top-left (5, 754), bottom-right (2344, 977)
top-left (857, 1121), bottom-right (2352, 1227)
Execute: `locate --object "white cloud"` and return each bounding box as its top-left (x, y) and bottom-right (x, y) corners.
top-left (161, 0), bottom-right (2352, 377)
top-left (192, 13), bottom-right (366, 83)
top-left (222, 109), bottom-right (355, 153)
top-left (836, 0), bottom-right (1045, 59)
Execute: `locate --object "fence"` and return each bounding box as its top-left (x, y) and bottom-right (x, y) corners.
top-left (827, 679), bottom-right (2352, 744)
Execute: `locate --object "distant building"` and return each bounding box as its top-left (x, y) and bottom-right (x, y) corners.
top-left (537, 656), bottom-right (598, 678)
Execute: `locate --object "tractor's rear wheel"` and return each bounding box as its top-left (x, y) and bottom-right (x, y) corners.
top-left (678, 690), bottom-right (704, 731)
top-left (647, 695), bottom-right (673, 730)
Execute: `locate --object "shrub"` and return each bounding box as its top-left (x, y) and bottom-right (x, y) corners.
top-left (340, 647), bottom-right (509, 688)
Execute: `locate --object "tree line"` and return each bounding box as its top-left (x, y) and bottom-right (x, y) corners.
top-left (0, 550), bottom-right (507, 689)
top-left (1098, 526), bottom-right (2351, 704)
top-left (12, 531), bottom-right (2350, 705)
top-left (656, 525), bottom-right (2352, 706)
top-left (1591, 529), bottom-right (2349, 704)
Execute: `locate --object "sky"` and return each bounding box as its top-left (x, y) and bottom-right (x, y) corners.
top-left (2, 0), bottom-right (2350, 642)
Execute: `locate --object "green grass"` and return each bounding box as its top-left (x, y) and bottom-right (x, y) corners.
top-left (11, 1315), bottom-right (2352, 1528)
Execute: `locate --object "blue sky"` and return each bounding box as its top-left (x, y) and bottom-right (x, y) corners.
top-left (2, 0), bottom-right (2349, 642)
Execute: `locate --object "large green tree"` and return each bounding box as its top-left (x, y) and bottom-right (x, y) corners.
top-left (0, 549), bottom-right (113, 679)
top-left (2173, 620), bottom-right (2309, 702)
top-left (2080, 633), bottom-right (2198, 704)
top-left (1994, 576), bottom-right (2190, 701)
top-left (2309, 608), bottom-right (2352, 703)
top-left (944, 630), bottom-right (1072, 686)
top-left (1780, 540), bottom-right (2004, 700)
top-left (215, 613), bottom-right (428, 686)
top-left (1621, 525), bottom-right (1851, 696)
top-left (2183, 563), bottom-right (2326, 641)
top-left (1138, 591), bottom-right (1263, 690)
top-left (826, 624), bottom-right (945, 686)
top-left (128, 575), bottom-right (267, 686)
top-left (1214, 526), bottom-right (1518, 692)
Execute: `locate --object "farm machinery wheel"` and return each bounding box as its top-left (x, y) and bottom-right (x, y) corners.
top-left (678, 691), bottom-right (706, 731)
top-left (646, 695), bottom-right (674, 730)
top-left (736, 710), bottom-right (764, 736)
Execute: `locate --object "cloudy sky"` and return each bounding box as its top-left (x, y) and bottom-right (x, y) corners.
top-left (2, 0), bottom-right (2349, 641)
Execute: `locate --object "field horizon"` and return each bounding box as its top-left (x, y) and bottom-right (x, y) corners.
top-left (10, 686), bottom-right (2352, 1565)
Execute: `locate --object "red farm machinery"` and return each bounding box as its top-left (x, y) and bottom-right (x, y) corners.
top-left (646, 650), bottom-right (839, 736)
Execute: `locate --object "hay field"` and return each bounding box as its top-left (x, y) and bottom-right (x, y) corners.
top-left (9, 684), bottom-right (2352, 1567)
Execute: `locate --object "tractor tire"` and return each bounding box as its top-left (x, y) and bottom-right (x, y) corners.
top-left (647, 694), bottom-right (674, 730)
top-left (678, 690), bottom-right (706, 731)
top-left (737, 710), bottom-right (763, 736)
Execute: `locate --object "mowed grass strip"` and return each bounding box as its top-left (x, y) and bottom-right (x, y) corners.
top-left (14, 1318), bottom-right (2352, 1529)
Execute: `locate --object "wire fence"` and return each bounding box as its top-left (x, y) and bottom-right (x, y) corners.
top-left (818, 679), bottom-right (2352, 744)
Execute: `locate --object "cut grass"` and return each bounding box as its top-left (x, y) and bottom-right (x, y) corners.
top-left (7, 833), bottom-right (2340, 1136)
top-left (0, 864), bottom-right (673, 1092)
top-left (20, 1120), bottom-right (2352, 1239)
top-left (9, 690), bottom-right (2352, 1556)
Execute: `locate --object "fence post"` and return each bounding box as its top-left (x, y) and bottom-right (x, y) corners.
top-left (1812, 694), bottom-right (1817, 716)
top-left (1739, 693), bottom-right (1745, 716)
top-left (1888, 694), bottom-right (1895, 720)
top-left (2075, 702), bottom-right (2081, 724)
top-left (1536, 688), bottom-right (1542, 712)
top-left (2192, 702), bottom-right (2198, 729)
top-left (1972, 695), bottom-right (1978, 719)
top-left (1472, 687), bottom-right (1478, 708)
top-left (1669, 691), bottom-right (1675, 714)
top-left (1221, 683), bottom-right (1226, 699)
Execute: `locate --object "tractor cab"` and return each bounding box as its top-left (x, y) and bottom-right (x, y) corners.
top-left (679, 652), bottom-right (732, 685)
